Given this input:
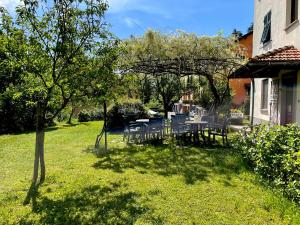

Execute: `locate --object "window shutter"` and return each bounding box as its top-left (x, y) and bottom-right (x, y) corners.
top-left (261, 11), bottom-right (271, 43)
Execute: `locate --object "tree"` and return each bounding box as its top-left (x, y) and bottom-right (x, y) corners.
top-left (121, 30), bottom-right (183, 117)
top-left (0, 10), bottom-right (38, 134)
top-left (86, 40), bottom-right (124, 152)
top-left (247, 23), bottom-right (254, 33)
top-left (0, 0), bottom-right (112, 186)
top-left (232, 29), bottom-right (243, 39)
top-left (155, 74), bottom-right (182, 117)
top-left (121, 30), bottom-right (241, 115)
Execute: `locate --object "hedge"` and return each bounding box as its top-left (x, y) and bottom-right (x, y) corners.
top-left (232, 125), bottom-right (300, 204)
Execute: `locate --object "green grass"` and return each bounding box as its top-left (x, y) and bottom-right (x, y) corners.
top-left (0, 121), bottom-right (300, 225)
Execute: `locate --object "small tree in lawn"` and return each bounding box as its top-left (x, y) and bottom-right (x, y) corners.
top-left (4, 0), bottom-right (111, 186)
top-left (85, 40), bottom-right (124, 152)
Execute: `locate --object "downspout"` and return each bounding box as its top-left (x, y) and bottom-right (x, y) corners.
top-left (251, 78), bottom-right (255, 128)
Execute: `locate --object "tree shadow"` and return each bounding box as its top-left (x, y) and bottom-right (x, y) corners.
top-left (23, 184), bottom-right (38, 205)
top-left (20, 181), bottom-right (157, 225)
top-left (90, 143), bottom-right (247, 185)
top-left (62, 123), bottom-right (80, 128)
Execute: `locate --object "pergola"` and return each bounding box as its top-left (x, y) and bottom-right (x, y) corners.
top-left (125, 56), bottom-right (241, 112)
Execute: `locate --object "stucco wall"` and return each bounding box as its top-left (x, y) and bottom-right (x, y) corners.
top-left (296, 71), bottom-right (300, 123)
top-left (253, 0), bottom-right (300, 56)
top-left (252, 0), bottom-right (300, 124)
top-left (250, 78), bottom-right (272, 124)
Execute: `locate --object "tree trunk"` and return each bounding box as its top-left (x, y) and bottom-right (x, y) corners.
top-left (103, 101), bottom-right (108, 152)
top-left (163, 101), bottom-right (173, 119)
top-left (163, 108), bottom-right (168, 119)
top-left (32, 103), bottom-right (46, 185)
top-left (39, 130), bottom-right (45, 183)
top-left (67, 106), bottom-right (75, 124)
top-left (205, 75), bottom-right (221, 113)
top-left (32, 132), bottom-right (40, 185)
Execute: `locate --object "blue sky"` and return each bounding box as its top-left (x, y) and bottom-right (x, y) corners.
top-left (105, 0), bottom-right (254, 39)
top-left (1, 0), bottom-right (254, 39)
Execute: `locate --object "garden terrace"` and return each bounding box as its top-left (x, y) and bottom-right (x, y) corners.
top-left (1, 122), bottom-right (299, 224)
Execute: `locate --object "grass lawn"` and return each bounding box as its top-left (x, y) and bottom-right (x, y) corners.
top-left (0, 121), bottom-right (300, 225)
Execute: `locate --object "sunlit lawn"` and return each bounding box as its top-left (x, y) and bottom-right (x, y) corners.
top-left (0, 121), bottom-right (299, 224)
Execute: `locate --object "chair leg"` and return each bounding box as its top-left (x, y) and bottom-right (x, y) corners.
top-left (127, 133), bottom-right (130, 144)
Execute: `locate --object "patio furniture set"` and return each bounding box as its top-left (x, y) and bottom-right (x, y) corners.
top-left (123, 114), bottom-right (230, 145)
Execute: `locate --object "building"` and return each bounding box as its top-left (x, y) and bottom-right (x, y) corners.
top-left (230, 32), bottom-right (253, 109)
top-left (231, 0), bottom-right (300, 125)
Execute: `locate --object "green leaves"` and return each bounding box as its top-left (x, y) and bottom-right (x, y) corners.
top-left (1, 0), bottom-right (117, 133)
top-left (120, 29), bottom-right (241, 113)
top-left (232, 125), bottom-right (300, 204)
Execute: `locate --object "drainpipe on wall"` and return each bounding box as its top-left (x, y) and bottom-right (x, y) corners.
top-left (251, 78), bottom-right (255, 128)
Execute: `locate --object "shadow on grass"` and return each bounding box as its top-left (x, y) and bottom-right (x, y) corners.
top-left (20, 181), bottom-right (158, 225)
top-left (87, 143), bottom-right (247, 185)
top-left (62, 123), bottom-right (81, 128)
top-left (23, 183), bottom-right (40, 206)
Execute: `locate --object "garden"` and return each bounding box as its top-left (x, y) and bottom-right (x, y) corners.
top-left (0, 0), bottom-right (300, 224)
top-left (1, 121), bottom-right (300, 224)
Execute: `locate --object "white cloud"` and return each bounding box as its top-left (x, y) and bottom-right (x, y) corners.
top-left (107, 0), bottom-right (138, 13)
top-left (107, 0), bottom-right (170, 17)
top-left (0, 0), bottom-right (21, 11)
top-left (123, 17), bottom-right (141, 28)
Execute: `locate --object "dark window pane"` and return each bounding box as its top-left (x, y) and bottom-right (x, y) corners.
top-left (261, 11), bottom-right (271, 43)
top-left (261, 79), bottom-right (269, 109)
top-left (291, 0), bottom-right (298, 23)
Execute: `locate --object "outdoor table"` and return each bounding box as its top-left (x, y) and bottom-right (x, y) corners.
top-left (132, 119), bottom-right (150, 142)
top-left (185, 120), bottom-right (208, 144)
top-left (136, 119), bottom-right (150, 123)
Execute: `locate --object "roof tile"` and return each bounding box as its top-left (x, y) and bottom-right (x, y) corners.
top-left (251, 45), bottom-right (300, 61)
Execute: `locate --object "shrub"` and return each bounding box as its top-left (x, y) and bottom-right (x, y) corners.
top-left (0, 93), bottom-right (55, 134)
top-left (78, 110), bottom-right (91, 122)
top-left (229, 117), bottom-right (243, 125)
top-left (107, 101), bottom-right (148, 131)
top-left (78, 109), bottom-right (103, 122)
top-left (145, 99), bottom-right (164, 113)
top-left (232, 125), bottom-right (300, 204)
top-left (90, 109), bottom-right (103, 121)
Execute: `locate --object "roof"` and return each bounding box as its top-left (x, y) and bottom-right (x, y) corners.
top-left (229, 46), bottom-right (300, 79)
top-left (239, 31), bottom-right (253, 41)
top-left (251, 45), bottom-right (300, 61)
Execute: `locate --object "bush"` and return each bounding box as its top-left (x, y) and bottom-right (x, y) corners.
top-left (0, 94), bottom-right (55, 134)
top-left (145, 99), bottom-right (164, 113)
top-left (229, 117), bottom-right (243, 125)
top-left (78, 109), bottom-right (103, 122)
top-left (90, 109), bottom-right (103, 121)
top-left (78, 110), bottom-right (91, 122)
top-left (107, 102), bottom-right (148, 131)
top-left (232, 125), bottom-right (300, 204)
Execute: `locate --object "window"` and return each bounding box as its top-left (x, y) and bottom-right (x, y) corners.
top-left (261, 79), bottom-right (269, 110)
top-left (291, 0), bottom-right (298, 23)
top-left (261, 11), bottom-right (271, 44)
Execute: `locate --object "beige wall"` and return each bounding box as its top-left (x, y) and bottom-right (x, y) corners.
top-left (251, 78), bottom-right (272, 124)
top-left (251, 0), bottom-right (300, 124)
top-left (296, 71), bottom-right (300, 123)
top-left (253, 0), bottom-right (300, 56)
